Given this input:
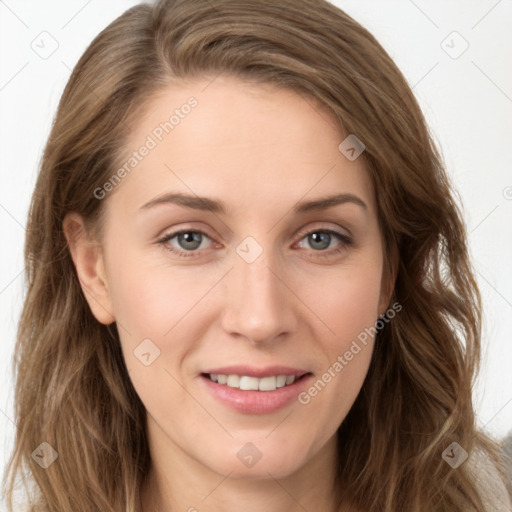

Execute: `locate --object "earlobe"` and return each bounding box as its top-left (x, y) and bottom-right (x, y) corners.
top-left (63, 213), bottom-right (115, 325)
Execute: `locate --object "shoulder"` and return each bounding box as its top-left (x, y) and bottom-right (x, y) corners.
top-left (466, 444), bottom-right (512, 512)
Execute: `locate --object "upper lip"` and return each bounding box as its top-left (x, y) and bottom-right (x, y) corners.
top-left (201, 365), bottom-right (310, 378)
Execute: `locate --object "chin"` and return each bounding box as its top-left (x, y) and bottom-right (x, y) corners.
top-left (201, 441), bottom-right (309, 480)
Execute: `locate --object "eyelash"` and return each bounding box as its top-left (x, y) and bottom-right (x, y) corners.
top-left (156, 227), bottom-right (353, 260)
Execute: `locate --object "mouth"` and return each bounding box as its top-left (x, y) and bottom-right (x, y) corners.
top-left (199, 366), bottom-right (313, 414)
top-left (201, 372), bottom-right (311, 391)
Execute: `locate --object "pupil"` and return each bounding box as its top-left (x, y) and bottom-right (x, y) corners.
top-left (310, 232), bottom-right (330, 250)
top-left (180, 232), bottom-right (201, 250)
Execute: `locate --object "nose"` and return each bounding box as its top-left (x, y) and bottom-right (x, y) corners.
top-left (219, 248), bottom-right (298, 345)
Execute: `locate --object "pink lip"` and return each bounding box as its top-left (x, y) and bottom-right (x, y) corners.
top-left (200, 372), bottom-right (313, 415)
top-left (201, 365), bottom-right (309, 378)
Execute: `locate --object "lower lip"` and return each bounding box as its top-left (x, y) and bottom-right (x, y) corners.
top-left (200, 374), bottom-right (313, 414)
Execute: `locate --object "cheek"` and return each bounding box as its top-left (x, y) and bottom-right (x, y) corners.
top-left (108, 260), bottom-right (205, 417)
top-left (106, 249), bottom-right (225, 400)
top-left (302, 258), bottom-right (382, 407)
top-left (107, 251), bottom-right (211, 338)
top-left (309, 258), bottom-right (383, 346)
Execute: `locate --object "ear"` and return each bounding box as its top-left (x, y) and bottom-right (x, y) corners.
top-left (378, 248), bottom-right (399, 317)
top-left (63, 213), bottom-right (115, 325)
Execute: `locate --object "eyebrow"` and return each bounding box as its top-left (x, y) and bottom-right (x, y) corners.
top-left (139, 191), bottom-right (367, 214)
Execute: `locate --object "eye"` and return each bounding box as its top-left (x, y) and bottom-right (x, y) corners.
top-left (295, 228), bottom-right (353, 259)
top-left (157, 226), bottom-right (353, 259)
top-left (158, 229), bottom-right (213, 257)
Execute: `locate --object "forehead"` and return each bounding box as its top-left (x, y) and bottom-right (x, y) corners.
top-left (107, 75), bottom-right (375, 218)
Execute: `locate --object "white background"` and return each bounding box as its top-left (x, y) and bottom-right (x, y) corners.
top-left (1, 0), bottom-right (511, 502)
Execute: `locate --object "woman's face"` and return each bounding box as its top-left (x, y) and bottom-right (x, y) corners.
top-left (80, 75), bottom-right (391, 480)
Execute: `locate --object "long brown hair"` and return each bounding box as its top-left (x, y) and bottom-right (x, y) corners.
top-left (3, 0), bottom-right (508, 510)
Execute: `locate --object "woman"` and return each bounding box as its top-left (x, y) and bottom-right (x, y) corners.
top-left (3, 0), bottom-right (510, 510)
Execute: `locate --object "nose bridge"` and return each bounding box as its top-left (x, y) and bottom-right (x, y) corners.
top-left (220, 238), bottom-right (296, 343)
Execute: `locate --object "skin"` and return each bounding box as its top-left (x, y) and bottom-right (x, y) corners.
top-left (64, 75), bottom-right (394, 512)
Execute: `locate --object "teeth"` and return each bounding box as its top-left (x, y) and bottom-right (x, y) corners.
top-left (240, 376), bottom-right (259, 390)
top-left (258, 376), bottom-right (277, 391)
top-left (208, 373), bottom-right (298, 391)
top-left (227, 375), bottom-right (240, 387)
top-left (276, 375), bottom-right (287, 388)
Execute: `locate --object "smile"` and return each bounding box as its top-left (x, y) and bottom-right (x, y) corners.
top-left (207, 373), bottom-right (298, 391)
top-left (200, 369), bottom-right (313, 414)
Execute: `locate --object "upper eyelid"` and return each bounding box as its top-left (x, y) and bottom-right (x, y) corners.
top-left (295, 224), bottom-right (351, 240)
top-left (159, 218), bottom-right (352, 237)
